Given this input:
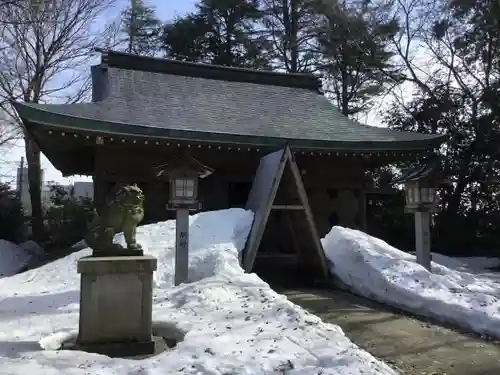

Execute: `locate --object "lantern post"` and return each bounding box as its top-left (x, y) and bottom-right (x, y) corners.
top-left (401, 165), bottom-right (440, 271)
top-left (155, 155), bottom-right (214, 286)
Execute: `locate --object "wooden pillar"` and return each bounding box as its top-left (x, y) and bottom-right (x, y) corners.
top-left (415, 211), bottom-right (432, 271)
top-left (174, 208), bottom-right (190, 285)
top-left (92, 175), bottom-right (107, 215)
top-left (359, 190), bottom-right (368, 231)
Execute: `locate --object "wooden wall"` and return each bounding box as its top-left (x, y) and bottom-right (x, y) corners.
top-left (92, 145), bottom-right (368, 236)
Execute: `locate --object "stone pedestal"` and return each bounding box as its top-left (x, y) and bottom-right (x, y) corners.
top-left (76, 255), bottom-right (157, 357)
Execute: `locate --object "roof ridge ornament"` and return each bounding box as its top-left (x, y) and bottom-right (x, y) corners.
top-left (154, 153), bottom-right (215, 180)
top-left (95, 47), bottom-right (109, 68)
top-left (93, 49), bottom-right (321, 91)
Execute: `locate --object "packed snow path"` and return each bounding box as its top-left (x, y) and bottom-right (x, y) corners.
top-left (281, 287), bottom-right (500, 375)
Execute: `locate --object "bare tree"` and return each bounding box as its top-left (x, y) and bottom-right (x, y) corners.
top-left (380, 0), bottom-right (499, 200)
top-left (0, 0), bottom-right (116, 241)
top-left (370, 0), bottom-right (500, 250)
top-left (0, 124), bottom-right (19, 149)
top-left (0, 0), bottom-right (24, 8)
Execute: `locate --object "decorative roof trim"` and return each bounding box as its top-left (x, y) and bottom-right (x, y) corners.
top-left (101, 50), bottom-right (109, 67)
top-left (94, 48), bottom-right (322, 92)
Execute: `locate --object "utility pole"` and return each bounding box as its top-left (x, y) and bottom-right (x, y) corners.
top-left (17, 157), bottom-right (24, 200)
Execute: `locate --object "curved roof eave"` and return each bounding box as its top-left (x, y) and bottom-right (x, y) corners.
top-left (14, 101), bottom-right (446, 152)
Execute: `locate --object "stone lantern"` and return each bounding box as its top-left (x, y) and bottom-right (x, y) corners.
top-left (396, 158), bottom-right (441, 271)
top-left (156, 154), bottom-right (214, 285)
top-left (168, 171), bottom-right (199, 208)
top-left (403, 179), bottom-right (438, 213)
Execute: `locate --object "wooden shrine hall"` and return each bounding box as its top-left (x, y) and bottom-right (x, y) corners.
top-left (14, 50), bottom-right (445, 283)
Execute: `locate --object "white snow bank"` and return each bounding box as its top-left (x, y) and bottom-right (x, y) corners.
top-left (0, 209), bottom-right (396, 375)
top-left (0, 240), bottom-right (32, 277)
top-left (430, 253), bottom-right (500, 272)
top-left (323, 226), bottom-right (500, 339)
top-left (70, 239), bottom-right (87, 251)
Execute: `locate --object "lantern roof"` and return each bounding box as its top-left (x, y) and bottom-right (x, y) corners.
top-left (155, 155), bottom-right (214, 179)
top-left (393, 155), bottom-right (442, 184)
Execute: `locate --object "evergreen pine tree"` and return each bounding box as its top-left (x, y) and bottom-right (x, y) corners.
top-left (316, 0), bottom-right (399, 116)
top-left (261, 0), bottom-right (318, 73)
top-left (120, 0), bottom-right (161, 56)
top-left (162, 0), bottom-right (270, 69)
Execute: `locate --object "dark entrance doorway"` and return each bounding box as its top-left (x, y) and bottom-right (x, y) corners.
top-left (228, 182), bottom-right (252, 208)
top-left (251, 209), bottom-right (324, 288)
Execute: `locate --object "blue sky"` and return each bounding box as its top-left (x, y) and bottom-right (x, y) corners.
top-left (151, 0), bottom-right (198, 19)
top-left (0, 0), bottom-right (198, 186)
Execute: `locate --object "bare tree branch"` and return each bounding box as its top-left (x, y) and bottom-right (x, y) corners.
top-left (0, 0), bottom-right (118, 240)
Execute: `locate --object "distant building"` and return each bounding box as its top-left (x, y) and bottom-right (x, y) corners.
top-left (73, 181), bottom-right (94, 200)
top-left (16, 167), bottom-right (44, 215)
top-left (41, 183), bottom-right (71, 203)
top-left (42, 181), bottom-right (94, 203)
top-left (16, 166), bottom-right (93, 214)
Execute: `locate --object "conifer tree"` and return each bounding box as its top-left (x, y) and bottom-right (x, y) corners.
top-left (120, 0), bottom-right (161, 56)
top-left (162, 0), bottom-right (270, 69)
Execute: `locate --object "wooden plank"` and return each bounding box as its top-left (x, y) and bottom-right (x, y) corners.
top-left (242, 148), bottom-right (288, 271)
top-left (286, 147), bottom-right (331, 278)
top-left (360, 191), bottom-right (368, 231)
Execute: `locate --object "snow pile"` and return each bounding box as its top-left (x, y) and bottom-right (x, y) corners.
top-left (71, 239), bottom-right (87, 251)
top-left (0, 209), bottom-right (396, 375)
top-left (0, 239), bottom-right (32, 277)
top-left (323, 226), bottom-right (500, 339)
top-left (430, 253), bottom-right (500, 272)
top-left (18, 241), bottom-right (45, 258)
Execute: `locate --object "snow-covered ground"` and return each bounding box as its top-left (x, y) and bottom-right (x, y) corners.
top-left (0, 209), bottom-right (396, 375)
top-left (0, 240), bottom-right (33, 277)
top-left (0, 239), bottom-right (45, 278)
top-left (323, 227), bottom-right (500, 339)
top-left (419, 252), bottom-right (500, 273)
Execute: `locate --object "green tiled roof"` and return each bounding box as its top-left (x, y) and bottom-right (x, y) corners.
top-left (14, 50), bottom-right (445, 151)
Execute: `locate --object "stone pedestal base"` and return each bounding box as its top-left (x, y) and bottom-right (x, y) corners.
top-left (76, 255), bottom-right (157, 357)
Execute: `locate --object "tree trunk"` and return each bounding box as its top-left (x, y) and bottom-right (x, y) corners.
top-left (341, 62), bottom-right (350, 116)
top-left (438, 145), bottom-right (474, 252)
top-left (289, 0), bottom-right (299, 73)
top-left (128, 0), bottom-right (137, 53)
top-left (24, 134), bottom-right (45, 241)
top-left (447, 146), bottom-right (474, 215)
top-left (282, 0), bottom-right (299, 73)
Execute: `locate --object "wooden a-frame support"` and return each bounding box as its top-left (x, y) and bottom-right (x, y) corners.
top-left (241, 145), bottom-right (330, 279)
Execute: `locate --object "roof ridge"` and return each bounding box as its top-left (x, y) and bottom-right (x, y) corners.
top-left (95, 49), bottom-right (322, 92)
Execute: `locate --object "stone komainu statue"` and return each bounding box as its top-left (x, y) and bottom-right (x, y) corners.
top-left (85, 183), bottom-right (145, 255)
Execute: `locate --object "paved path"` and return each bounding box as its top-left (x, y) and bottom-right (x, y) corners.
top-left (280, 287), bottom-right (500, 375)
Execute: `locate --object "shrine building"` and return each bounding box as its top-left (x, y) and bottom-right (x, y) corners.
top-left (14, 50), bottom-right (445, 279)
